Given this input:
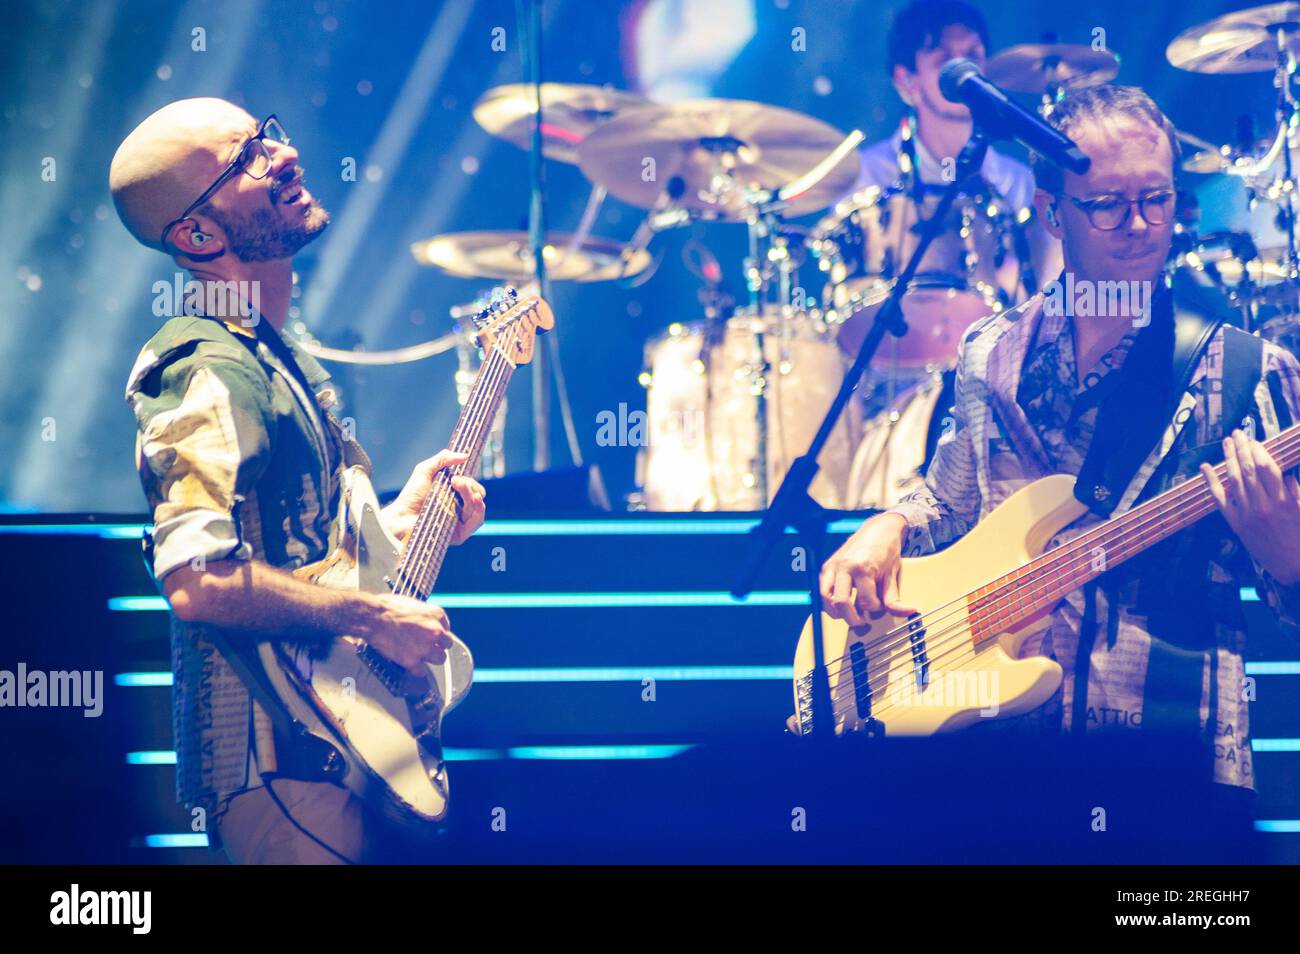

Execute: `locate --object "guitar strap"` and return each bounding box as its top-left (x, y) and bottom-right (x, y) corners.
top-left (1067, 286), bottom-right (1266, 741)
top-left (1073, 286), bottom-right (1221, 517)
top-left (185, 313), bottom-right (352, 784)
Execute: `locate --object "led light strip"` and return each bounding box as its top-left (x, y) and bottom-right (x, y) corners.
top-left (0, 518), bottom-right (867, 538)
top-left (117, 665), bottom-right (795, 687)
top-left (109, 591), bottom-right (812, 612)
top-left (134, 820), bottom-right (1300, 848)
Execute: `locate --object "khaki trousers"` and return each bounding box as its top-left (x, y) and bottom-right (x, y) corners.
top-left (215, 776), bottom-right (435, 864)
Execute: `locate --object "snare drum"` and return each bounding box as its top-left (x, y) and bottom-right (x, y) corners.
top-left (812, 185), bottom-right (1024, 367)
top-left (638, 308), bottom-right (863, 511)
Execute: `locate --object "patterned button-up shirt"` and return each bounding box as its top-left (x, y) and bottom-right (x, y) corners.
top-left (887, 292), bottom-right (1300, 789)
top-left (125, 312), bottom-right (362, 812)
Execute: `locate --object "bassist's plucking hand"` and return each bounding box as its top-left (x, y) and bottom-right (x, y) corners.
top-left (819, 512), bottom-right (917, 627)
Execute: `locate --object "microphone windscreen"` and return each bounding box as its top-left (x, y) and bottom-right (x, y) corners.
top-left (938, 58), bottom-right (980, 104)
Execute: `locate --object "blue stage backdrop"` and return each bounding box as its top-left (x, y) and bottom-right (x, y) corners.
top-left (0, 0), bottom-right (1280, 513)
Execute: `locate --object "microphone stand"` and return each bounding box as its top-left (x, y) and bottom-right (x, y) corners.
top-left (731, 129), bottom-right (990, 739)
top-left (523, 0), bottom-right (553, 471)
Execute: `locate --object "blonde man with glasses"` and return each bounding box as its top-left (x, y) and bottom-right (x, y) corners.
top-left (820, 86), bottom-right (1300, 824)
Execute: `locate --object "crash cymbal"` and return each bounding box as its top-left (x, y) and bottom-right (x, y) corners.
top-left (1181, 144), bottom-right (1248, 174)
top-left (985, 43), bottom-right (1120, 93)
top-left (473, 83), bottom-right (653, 163)
top-left (576, 99), bottom-right (859, 220)
top-left (410, 230), bottom-right (651, 282)
top-left (1175, 128), bottom-right (1221, 154)
top-left (1167, 2), bottom-right (1300, 74)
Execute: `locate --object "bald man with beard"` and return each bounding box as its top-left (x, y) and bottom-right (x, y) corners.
top-left (112, 98), bottom-right (486, 863)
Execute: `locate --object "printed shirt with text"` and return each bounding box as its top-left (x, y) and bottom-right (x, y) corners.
top-left (887, 294), bottom-right (1300, 789)
top-left (124, 313), bottom-right (361, 811)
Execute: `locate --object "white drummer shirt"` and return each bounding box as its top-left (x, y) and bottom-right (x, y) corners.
top-left (852, 124), bottom-right (1037, 211)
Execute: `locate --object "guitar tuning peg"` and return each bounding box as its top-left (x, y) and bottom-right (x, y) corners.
top-left (487, 287), bottom-right (510, 315)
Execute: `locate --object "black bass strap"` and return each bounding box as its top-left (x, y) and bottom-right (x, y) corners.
top-left (1074, 287), bottom-right (1223, 517)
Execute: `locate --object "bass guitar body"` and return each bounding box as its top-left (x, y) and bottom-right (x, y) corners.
top-left (265, 465), bottom-right (474, 830)
top-left (792, 474), bottom-right (1089, 737)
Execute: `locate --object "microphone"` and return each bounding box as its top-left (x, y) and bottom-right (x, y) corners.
top-left (939, 58), bottom-right (1090, 175)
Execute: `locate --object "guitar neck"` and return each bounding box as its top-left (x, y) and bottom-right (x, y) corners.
top-left (395, 342), bottom-right (515, 600)
top-left (969, 422), bottom-right (1300, 641)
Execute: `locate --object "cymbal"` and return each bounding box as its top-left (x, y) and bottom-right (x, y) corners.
top-left (1167, 2), bottom-right (1300, 73)
top-left (985, 43), bottom-right (1120, 93)
top-left (473, 83), bottom-right (653, 163)
top-left (1181, 144), bottom-right (1245, 174)
top-left (1187, 241), bottom-right (1292, 284)
top-left (410, 230), bottom-right (651, 282)
top-left (1181, 127), bottom-right (1300, 175)
top-left (576, 99), bottom-right (859, 219)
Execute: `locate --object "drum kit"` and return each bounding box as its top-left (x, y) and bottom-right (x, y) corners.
top-left (367, 3), bottom-right (1300, 513)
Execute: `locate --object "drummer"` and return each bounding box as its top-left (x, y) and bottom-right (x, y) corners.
top-left (856, 0), bottom-right (1037, 220)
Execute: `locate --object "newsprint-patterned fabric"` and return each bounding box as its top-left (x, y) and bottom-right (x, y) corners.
top-left (125, 312), bottom-right (364, 813)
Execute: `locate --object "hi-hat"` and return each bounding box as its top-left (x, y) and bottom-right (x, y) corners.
top-left (1181, 144), bottom-right (1252, 174)
top-left (576, 99), bottom-right (860, 220)
top-left (473, 83), bottom-right (653, 164)
top-left (410, 230), bottom-right (651, 282)
top-left (1167, 3), bottom-right (1300, 73)
top-left (985, 43), bottom-right (1120, 93)
top-left (1191, 243), bottom-right (1292, 285)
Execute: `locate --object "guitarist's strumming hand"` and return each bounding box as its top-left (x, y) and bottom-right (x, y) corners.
top-left (819, 511), bottom-right (918, 628)
top-left (357, 592), bottom-right (457, 673)
top-left (1201, 428), bottom-right (1300, 586)
top-left (382, 449), bottom-right (488, 547)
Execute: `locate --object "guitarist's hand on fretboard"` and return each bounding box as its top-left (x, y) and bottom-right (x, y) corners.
top-left (381, 449), bottom-right (487, 547)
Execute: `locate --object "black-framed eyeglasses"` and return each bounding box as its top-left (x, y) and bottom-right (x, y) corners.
top-left (159, 114), bottom-right (289, 249)
top-left (1060, 189), bottom-right (1176, 231)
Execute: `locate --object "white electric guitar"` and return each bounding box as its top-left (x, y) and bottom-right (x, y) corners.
top-left (226, 290), bottom-right (552, 834)
top-left (792, 421), bottom-right (1300, 737)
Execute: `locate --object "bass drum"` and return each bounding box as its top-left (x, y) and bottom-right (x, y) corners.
top-left (846, 369), bottom-right (955, 511)
top-left (638, 309), bottom-right (863, 511)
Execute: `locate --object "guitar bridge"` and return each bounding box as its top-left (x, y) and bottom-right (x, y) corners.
top-left (794, 672), bottom-right (815, 735)
top-left (903, 613), bottom-right (930, 692)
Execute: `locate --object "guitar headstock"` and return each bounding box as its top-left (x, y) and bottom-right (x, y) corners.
top-left (470, 287), bottom-right (555, 366)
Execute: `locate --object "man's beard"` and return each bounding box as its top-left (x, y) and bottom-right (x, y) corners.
top-left (203, 199), bottom-right (330, 262)
top-left (917, 86), bottom-right (970, 124)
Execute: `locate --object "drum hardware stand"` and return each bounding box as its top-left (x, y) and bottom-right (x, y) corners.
top-left (741, 202), bottom-right (804, 505)
top-left (518, 0), bottom-right (584, 472)
top-left (685, 240), bottom-right (736, 508)
top-left (732, 129), bottom-right (991, 739)
top-left (743, 203), bottom-right (775, 505)
top-left (1272, 23), bottom-right (1300, 279)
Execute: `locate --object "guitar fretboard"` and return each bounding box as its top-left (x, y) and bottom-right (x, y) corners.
top-left (393, 336), bottom-right (517, 600)
top-left (967, 422), bottom-right (1300, 641)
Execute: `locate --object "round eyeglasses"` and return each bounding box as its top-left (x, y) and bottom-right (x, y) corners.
top-left (159, 114), bottom-right (290, 249)
top-left (1059, 189), bottom-right (1176, 231)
